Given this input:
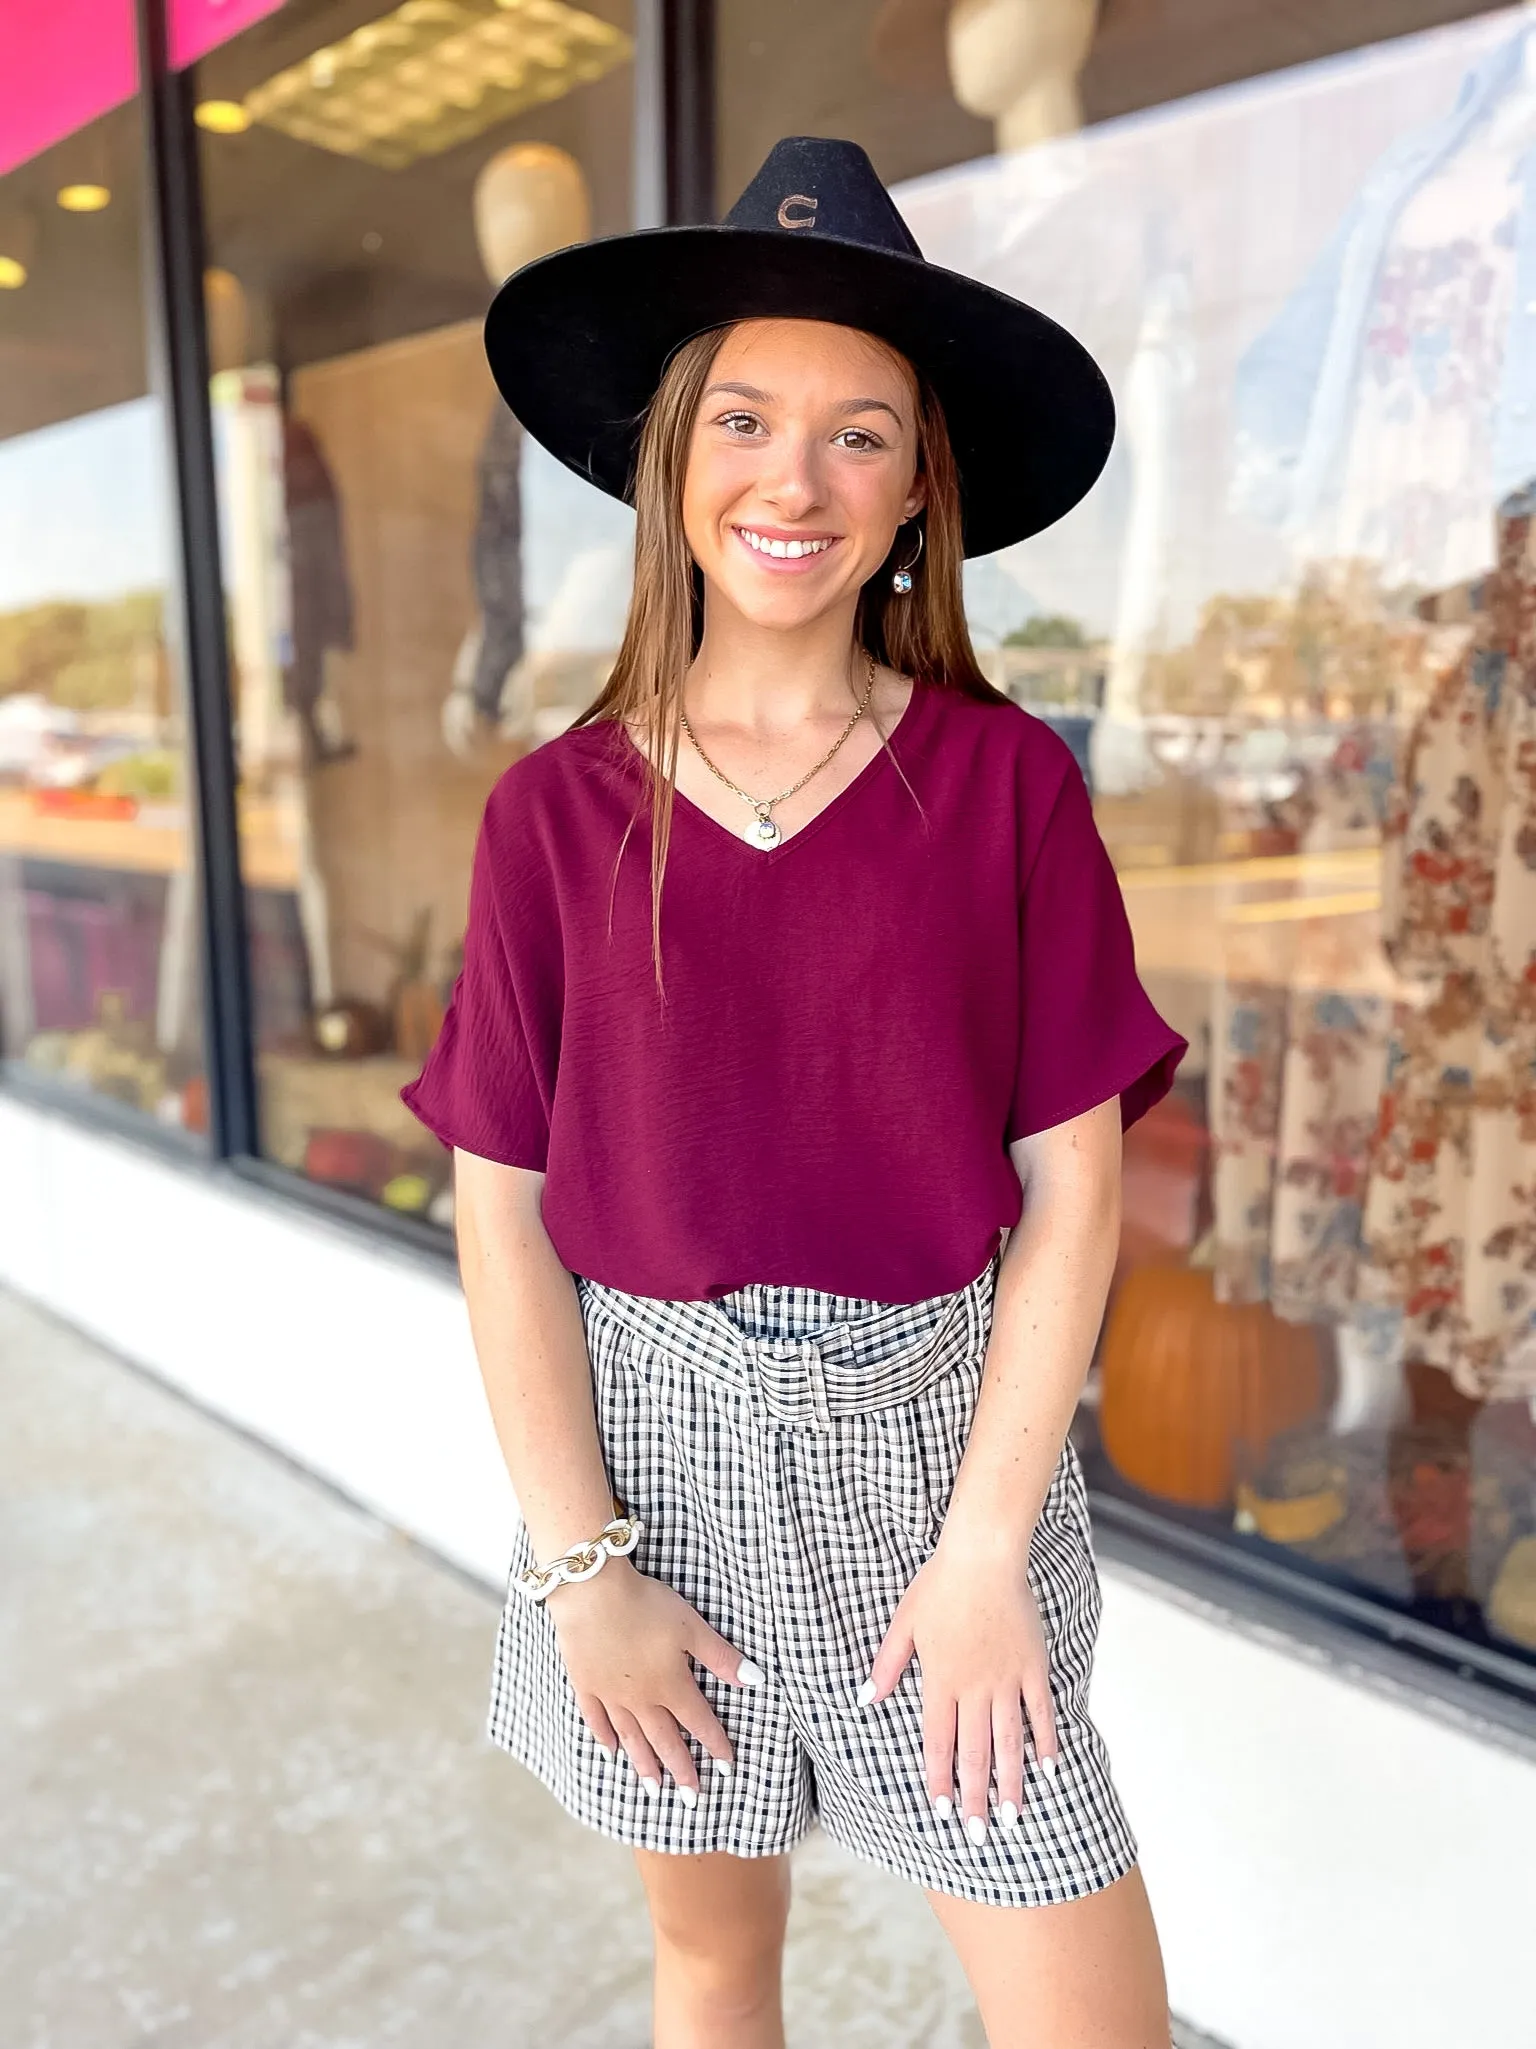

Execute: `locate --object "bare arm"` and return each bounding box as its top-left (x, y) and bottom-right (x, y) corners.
top-left (452, 1148), bottom-right (751, 1794)
top-left (942, 1096), bottom-right (1122, 1559)
top-left (452, 1148), bottom-right (617, 1561)
top-left (864, 1096), bottom-right (1123, 1843)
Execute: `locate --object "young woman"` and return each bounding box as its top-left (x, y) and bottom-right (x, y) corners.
top-left (402, 137), bottom-right (1187, 2049)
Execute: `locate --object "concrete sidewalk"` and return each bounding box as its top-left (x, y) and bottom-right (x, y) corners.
top-left (2, 1287), bottom-right (1225, 2049)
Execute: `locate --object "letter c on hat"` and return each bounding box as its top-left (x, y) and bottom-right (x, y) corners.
top-left (777, 193), bottom-right (818, 230)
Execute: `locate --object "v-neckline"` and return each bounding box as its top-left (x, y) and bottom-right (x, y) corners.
top-left (620, 678), bottom-right (926, 866)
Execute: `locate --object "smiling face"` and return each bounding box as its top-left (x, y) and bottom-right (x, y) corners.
top-left (680, 318), bottom-right (927, 635)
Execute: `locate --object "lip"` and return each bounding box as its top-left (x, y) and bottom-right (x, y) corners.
top-left (731, 523), bottom-right (844, 573)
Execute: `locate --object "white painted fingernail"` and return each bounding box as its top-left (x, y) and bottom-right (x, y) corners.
top-left (965, 1815), bottom-right (988, 1847)
top-left (640, 1776), bottom-right (661, 1799)
top-left (738, 1658), bottom-right (765, 1687)
top-left (997, 1801), bottom-right (1021, 1830)
top-left (678, 1785), bottom-right (699, 1810)
top-left (1040, 1755), bottom-right (1058, 1781)
top-left (932, 1794), bottom-right (954, 1821)
top-left (596, 1743), bottom-right (616, 1765)
top-left (855, 1678), bottom-right (877, 1707)
top-left (714, 1759), bottom-right (734, 1779)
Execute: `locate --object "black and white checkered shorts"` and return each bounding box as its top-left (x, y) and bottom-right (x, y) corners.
top-left (487, 1251), bottom-right (1139, 1907)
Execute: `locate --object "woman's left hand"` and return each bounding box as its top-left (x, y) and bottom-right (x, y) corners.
top-left (862, 1538), bottom-right (1059, 1843)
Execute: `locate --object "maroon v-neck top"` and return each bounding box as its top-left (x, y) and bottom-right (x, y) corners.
top-left (400, 678), bottom-right (1187, 1303)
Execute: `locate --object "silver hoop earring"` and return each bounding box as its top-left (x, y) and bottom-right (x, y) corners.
top-left (891, 525), bottom-right (924, 595)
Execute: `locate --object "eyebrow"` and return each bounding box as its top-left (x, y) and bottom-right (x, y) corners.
top-left (836, 396), bottom-right (905, 425)
top-left (702, 382), bottom-right (907, 427)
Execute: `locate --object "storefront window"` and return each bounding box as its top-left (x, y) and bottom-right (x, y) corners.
top-left (0, 7), bottom-right (208, 1142)
top-left (720, 1), bottom-right (1536, 1681)
top-left (185, 0), bottom-right (635, 1226)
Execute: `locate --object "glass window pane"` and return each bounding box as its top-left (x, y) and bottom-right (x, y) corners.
top-left (717, 0), bottom-right (1536, 1678)
top-left (189, 0), bottom-right (634, 1222)
top-left (0, 10), bottom-right (208, 1145)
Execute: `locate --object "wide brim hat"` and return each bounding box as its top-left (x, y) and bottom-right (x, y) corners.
top-left (483, 136), bottom-right (1114, 559)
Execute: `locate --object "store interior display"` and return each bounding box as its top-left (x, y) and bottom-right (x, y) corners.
top-left (0, 66), bottom-right (209, 1139)
top-left (858, 4), bottom-right (1536, 1668)
top-left (1356, 484), bottom-right (1536, 1404)
top-left (163, 0), bottom-right (635, 1215)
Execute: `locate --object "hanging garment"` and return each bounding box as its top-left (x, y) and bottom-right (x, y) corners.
top-left (1210, 960), bottom-right (1395, 1322)
top-left (1209, 733), bottom-right (1396, 1321)
top-left (1357, 482), bottom-right (1536, 1398)
top-left (1269, 986), bottom-right (1395, 1324)
top-left (469, 399), bottom-right (525, 721)
top-left (282, 416), bottom-right (356, 765)
top-left (1210, 973), bottom-right (1287, 1305)
top-left (1231, 21), bottom-right (1536, 593)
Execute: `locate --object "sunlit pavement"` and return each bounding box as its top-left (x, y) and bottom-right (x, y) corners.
top-left (2, 1287), bottom-right (1225, 2049)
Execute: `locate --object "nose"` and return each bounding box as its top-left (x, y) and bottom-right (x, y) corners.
top-left (756, 428), bottom-right (826, 519)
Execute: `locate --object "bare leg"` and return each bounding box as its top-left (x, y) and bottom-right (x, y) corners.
top-left (633, 1848), bottom-right (793, 2049)
top-left (927, 1864), bottom-right (1172, 2049)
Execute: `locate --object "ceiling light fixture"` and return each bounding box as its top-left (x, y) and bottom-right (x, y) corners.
top-left (0, 256), bottom-right (26, 288)
top-left (57, 184), bottom-right (112, 212)
top-left (195, 100), bottom-right (253, 134)
top-left (242, 0), bottom-right (632, 170)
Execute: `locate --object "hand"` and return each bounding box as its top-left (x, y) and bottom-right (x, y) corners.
top-left (548, 1556), bottom-right (759, 1803)
top-left (863, 1539), bottom-right (1059, 1844)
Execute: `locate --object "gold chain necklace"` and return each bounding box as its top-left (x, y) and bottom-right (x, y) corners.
top-left (679, 650), bottom-right (878, 851)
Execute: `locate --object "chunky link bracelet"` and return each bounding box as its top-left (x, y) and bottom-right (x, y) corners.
top-left (512, 1512), bottom-right (644, 1603)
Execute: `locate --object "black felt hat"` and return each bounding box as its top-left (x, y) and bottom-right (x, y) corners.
top-left (483, 135), bottom-right (1114, 558)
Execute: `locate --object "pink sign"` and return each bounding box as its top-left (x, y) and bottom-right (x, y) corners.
top-left (0, 0), bottom-right (136, 180)
top-left (167, 0), bottom-right (287, 72)
top-left (0, 0), bottom-right (288, 179)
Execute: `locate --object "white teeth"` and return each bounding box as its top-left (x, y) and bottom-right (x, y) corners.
top-left (740, 528), bottom-right (830, 559)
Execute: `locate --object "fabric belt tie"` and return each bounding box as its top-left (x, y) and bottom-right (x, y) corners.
top-left (577, 1254), bottom-right (998, 1433)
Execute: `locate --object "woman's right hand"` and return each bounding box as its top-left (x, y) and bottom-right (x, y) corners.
top-left (547, 1556), bottom-right (757, 1801)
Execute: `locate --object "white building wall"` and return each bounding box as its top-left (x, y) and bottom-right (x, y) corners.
top-left (3, 1089), bottom-right (1532, 2049)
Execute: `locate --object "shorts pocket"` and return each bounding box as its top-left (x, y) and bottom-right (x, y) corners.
top-left (847, 1348), bottom-right (985, 1551)
top-left (847, 1403), bottom-right (935, 1547)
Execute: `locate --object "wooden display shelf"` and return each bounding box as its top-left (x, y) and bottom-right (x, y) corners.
top-left (0, 787), bottom-right (302, 892)
top-left (1120, 846), bottom-right (1399, 997)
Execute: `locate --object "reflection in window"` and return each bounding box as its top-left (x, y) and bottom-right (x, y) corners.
top-left (191, 0), bottom-right (635, 1226)
top-left (875, 4), bottom-right (1536, 1677)
top-left (0, 48), bottom-right (206, 1141)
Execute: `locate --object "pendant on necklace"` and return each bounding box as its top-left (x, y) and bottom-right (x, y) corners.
top-left (747, 810), bottom-right (781, 850)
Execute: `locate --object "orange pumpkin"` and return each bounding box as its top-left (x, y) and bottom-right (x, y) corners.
top-left (180, 1074), bottom-right (209, 1134)
top-left (1097, 1262), bottom-right (1326, 1510)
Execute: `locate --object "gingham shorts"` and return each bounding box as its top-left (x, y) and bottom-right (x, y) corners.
top-left (487, 1251), bottom-right (1139, 1907)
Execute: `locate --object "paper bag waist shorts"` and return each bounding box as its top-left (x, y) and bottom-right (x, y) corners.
top-left (487, 1252), bottom-right (1138, 1907)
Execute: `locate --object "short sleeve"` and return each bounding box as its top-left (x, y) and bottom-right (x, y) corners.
top-left (398, 796), bottom-right (556, 1170)
top-left (1006, 755), bottom-right (1188, 1143)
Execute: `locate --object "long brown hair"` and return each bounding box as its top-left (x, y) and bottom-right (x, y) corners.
top-left (571, 320), bottom-right (1003, 995)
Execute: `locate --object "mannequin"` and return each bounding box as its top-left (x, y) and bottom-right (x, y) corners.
top-left (872, 0), bottom-right (1099, 153)
top-left (927, 1), bottom-right (1170, 795)
top-left (946, 0), bottom-right (1099, 152)
top-left (475, 141), bottom-right (591, 279)
top-left (442, 143), bottom-right (592, 758)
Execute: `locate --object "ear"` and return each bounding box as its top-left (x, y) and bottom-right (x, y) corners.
top-left (901, 471), bottom-right (928, 522)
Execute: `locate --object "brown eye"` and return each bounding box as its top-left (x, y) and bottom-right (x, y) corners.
top-left (835, 429), bottom-right (882, 452)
